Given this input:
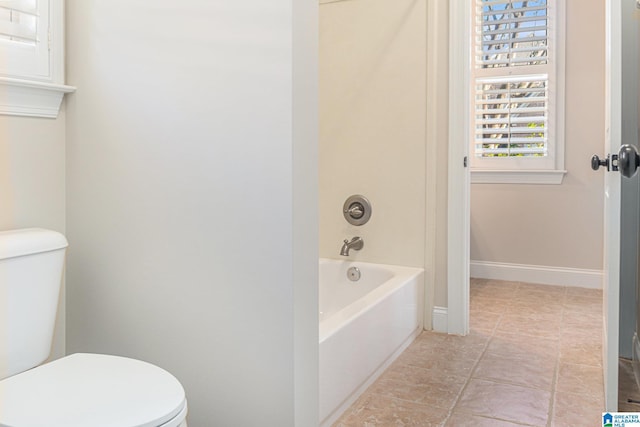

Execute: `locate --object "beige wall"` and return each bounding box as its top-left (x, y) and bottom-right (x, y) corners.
top-left (65, 1), bottom-right (318, 425)
top-left (0, 113), bottom-right (66, 359)
top-left (319, 0), bottom-right (426, 268)
top-left (470, 0), bottom-right (605, 271)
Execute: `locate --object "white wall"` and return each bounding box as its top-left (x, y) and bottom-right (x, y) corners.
top-left (470, 0), bottom-right (605, 279)
top-left (64, 1), bottom-right (318, 426)
top-left (0, 113), bottom-right (66, 359)
top-left (319, 0), bottom-right (426, 268)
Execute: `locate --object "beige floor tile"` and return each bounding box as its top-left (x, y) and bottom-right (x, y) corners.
top-left (559, 340), bottom-right (602, 366)
top-left (394, 344), bottom-right (480, 377)
top-left (471, 279), bottom-right (518, 300)
top-left (470, 309), bottom-right (502, 332)
top-left (552, 392), bottom-right (604, 427)
top-left (440, 330), bottom-right (491, 350)
top-left (445, 412), bottom-right (531, 426)
top-left (403, 333), bottom-right (447, 354)
top-left (560, 325), bottom-right (602, 348)
top-left (564, 287), bottom-right (602, 299)
top-left (496, 313), bottom-right (562, 339)
top-left (455, 379), bottom-right (550, 426)
top-left (403, 330), bottom-right (489, 360)
top-left (368, 364), bottom-right (467, 409)
top-left (470, 296), bottom-right (509, 314)
top-left (561, 310), bottom-right (603, 329)
top-left (487, 332), bottom-right (560, 360)
top-left (563, 296), bottom-right (603, 314)
top-left (473, 352), bottom-right (557, 390)
top-left (413, 330), bottom-right (449, 344)
top-left (505, 302), bottom-right (564, 322)
top-left (515, 283), bottom-right (566, 299)
top-left (334, 393), bottom-right (449, 427)
top-left (407, 331), bottom-right (449, 351)
top-left (556, 363), bottom-right (604, 396)
top-left (380, 361), bottom-right (466, 386)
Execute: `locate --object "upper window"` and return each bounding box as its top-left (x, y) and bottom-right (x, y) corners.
top-left (0, 0), bottom-right (50, 80)
top-left (471, 0), bottom-right (565, 184)
top-left (0, 0), bottom-right (73, 118)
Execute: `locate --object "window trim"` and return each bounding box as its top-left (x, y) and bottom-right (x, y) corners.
top-left (472, 169), bottom-right (566, 184)
top-left (470, 0), bottom-right (566, 185)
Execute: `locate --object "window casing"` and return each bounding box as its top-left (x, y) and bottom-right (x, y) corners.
top-left (470, 0), bottom-right (565, 184)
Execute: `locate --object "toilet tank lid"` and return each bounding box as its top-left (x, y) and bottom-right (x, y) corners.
top-left (0, 228), bottom-right (68, 260)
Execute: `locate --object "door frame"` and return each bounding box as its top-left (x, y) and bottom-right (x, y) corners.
top-left (603, 0), bottom-right (622, 410)
top-left (447, 0), bottom-right (622, 408)
top-left (447, 0), bottom-right (471, 336)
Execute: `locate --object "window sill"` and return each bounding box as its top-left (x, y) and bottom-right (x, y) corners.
top-left (471, 169), bottom-right (567, 185)
top-left (0, 77), bottom-right (75, 119)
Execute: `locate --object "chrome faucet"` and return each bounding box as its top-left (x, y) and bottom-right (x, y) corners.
top-left (340, 236), bottom-right (364, 256)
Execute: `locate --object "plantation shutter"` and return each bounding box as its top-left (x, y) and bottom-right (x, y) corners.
top-left (0, 1), bottom-right (38, 45)
top-left (473, 0), bottom-right (552, 160)
top-left (0, 0), bottom-right (50, 80)
top-left (474, 75), bottom-right (548, 157)
top-left (475, 0), bottom-right (548, 68)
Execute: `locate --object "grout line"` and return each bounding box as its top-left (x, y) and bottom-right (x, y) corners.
top-left (546, 287), bottom-right (567, 427)
top-left (441, 310), bottom-right (497, 425)
top-left (450, 409), bottom-right (543, 427)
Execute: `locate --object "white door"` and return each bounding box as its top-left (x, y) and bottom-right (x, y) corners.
top-left (601, 0), bottom-right (639, 410)
top-left (603, 0), bottom-right (640, 410)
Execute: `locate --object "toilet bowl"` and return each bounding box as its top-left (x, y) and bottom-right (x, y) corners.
top-left (0, 229), bottom-right (188, 427)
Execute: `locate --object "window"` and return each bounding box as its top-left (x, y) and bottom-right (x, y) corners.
top-left (0, 0), bottom-right (73, 118)
top-left (471, 0), bottom-right (565, 184)
top-left (0, 0), bottom-right (48, 79)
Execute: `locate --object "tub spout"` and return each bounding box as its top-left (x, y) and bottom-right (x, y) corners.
top-left (340, 236), bottom-right (364, 256)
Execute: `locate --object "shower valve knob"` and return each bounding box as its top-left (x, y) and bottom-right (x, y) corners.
top-left (345, 204), bottom-right (364, 219)
top-left (343, 195), bottom-right (372, 226)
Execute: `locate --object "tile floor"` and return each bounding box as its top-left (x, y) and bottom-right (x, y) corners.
top-left (334, 279), bottom-right (605, 427)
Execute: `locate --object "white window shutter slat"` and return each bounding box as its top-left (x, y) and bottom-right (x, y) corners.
top-left (474, 76), bottom-right (548, 158)
top-left (0, 0), bottom-right (37, 14)
top-left (476, 0), bottom-right (548, 69)
top-left (0, 0), bottom-right (37, 44)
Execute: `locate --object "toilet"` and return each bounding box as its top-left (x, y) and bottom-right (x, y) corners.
top-left (0, 228), bottom-right (188, 427)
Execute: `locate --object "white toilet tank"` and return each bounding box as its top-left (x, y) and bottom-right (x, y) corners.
top-left (0, 228), bottom-right (68, 380)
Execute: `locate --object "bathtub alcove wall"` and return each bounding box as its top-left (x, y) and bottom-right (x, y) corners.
top-left (318, 0), bottom-right (430, 423)
top-left (319, 0), bottom-right (427, 269)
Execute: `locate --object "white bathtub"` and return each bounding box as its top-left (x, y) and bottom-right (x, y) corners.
top-left (318, 258), bottom-right (424, 427)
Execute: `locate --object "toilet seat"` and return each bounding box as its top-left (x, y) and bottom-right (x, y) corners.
top-left (0, 353), bottom-right (187, 427)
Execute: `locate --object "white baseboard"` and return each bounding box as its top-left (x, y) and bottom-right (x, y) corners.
top-left (470, 260), bottom-right (603, 289)
top-left (432, 306), bottom-right (448, 333)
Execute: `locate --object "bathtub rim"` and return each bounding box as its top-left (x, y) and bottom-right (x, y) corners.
top-left (318, 258), bottom-right (424, 343)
